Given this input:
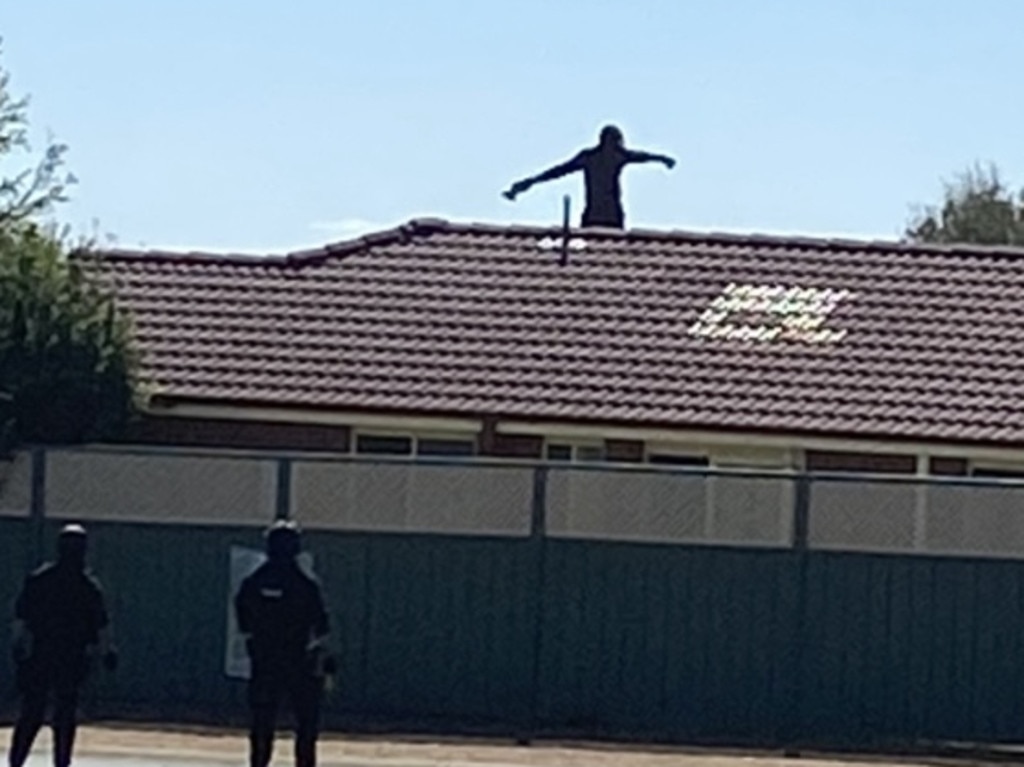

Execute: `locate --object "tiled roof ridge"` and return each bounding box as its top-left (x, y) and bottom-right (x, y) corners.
top-left (80, 216), bottom-right (1024, 265)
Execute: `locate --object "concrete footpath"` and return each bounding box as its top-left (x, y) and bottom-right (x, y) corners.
top-left (0, 724), bottom-right (990, 767)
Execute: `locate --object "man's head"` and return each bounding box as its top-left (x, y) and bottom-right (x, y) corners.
top-left (599, 125), bottom-right (624, 148)
top-left (265, 519), bottom-right (302, 561)
top-left (57, 523), bottom-right (88, 568)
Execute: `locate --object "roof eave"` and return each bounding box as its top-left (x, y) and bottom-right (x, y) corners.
top-left (144, 395), bottom-right (1024, 460)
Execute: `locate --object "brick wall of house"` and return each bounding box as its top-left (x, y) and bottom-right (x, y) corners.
top-left (120, 416), bottom-right (352, 453)
top-left (478, 418), bottom-right (543, 458)
top-left (806, 450), bottom-right (973, 476)
top-left (805, 450), bottom-right (916, 474)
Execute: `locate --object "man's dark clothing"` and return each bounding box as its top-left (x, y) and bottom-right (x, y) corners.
top-left (570, 146), bottom-right (629, 228)
top-left (8, 562), bottom-right (109, 767)
top-left (504, 127), bottom-right (674, 230)
top-left (235, 559), bottom-right (330, 767)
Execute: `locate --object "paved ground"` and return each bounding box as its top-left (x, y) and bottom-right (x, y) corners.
top-left (20, 759), bottom-right (222, 767)
top-left (0, 724), bottom-right (985, 767)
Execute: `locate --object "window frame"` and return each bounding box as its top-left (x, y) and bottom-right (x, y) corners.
top-left (543, 441), bottom-right (606, 463)
top-left (352, 431), bottom-right (478, 459)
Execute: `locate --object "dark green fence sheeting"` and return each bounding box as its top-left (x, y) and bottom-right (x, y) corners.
top-left (8, 446), bottom-right (1024, 751)
top-left (795, 552), bottom-right (1024, 747)
top-left (534, 541), bottom-right (798, 744)
top-left (308, 532), bottom-right (540, 729)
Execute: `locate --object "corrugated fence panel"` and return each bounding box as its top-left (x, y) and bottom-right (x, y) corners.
top-left (0, 452), bottom-right (32, 517)
top-left (925, 483), bottom-right (1024, 558)
top-left (707, 475), bottom-right (794, 546)
top-left (810, 478), bottom-right (1024, 559)
top-left (546, 469), bottom-right (792, 548)
top-left (809, 480), bottom-right (917, 552)
top-left (796, 552), bottom-right (1024, 746)
top-left (536, 540), bottom-right (798, 744)
top-left (292, 461), bottom-right (533, 537)
top-left (45, 449), bottom-right (276, 526)
top-left (297, 532), bottom-right (372, 721)
top-left (304, 531), bottom-right (538, 728)
top-left (546, 469), bottom-right (707, 543)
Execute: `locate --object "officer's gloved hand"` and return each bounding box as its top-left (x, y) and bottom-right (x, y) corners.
top-left (319, 653), bottom-right (338, 695)
top-left (102, 648), bottom-right (119, 672)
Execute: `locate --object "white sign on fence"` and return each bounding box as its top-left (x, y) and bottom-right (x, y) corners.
top-left (224, 545), bottom-right (316, 680)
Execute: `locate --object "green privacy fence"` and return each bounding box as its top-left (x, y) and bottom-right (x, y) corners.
top-left (4, 445), bottom-right (1024, 750)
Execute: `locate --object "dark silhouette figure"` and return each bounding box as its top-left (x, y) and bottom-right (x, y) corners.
top-left (8, 524), bottom-right (118, 767)
top-left (235, 520), bottom-right (333, 767)
top-left (503, 125), bottom-right (676, 229)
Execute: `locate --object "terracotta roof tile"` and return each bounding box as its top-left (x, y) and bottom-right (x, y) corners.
top-left (78, 218), bottom-right (1024, 446)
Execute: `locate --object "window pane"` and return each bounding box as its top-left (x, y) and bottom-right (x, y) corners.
top-left (546, 444), bottom-right (573, 461)
top-left (356, 435), bottom-right (412, 455)
top-left (576, 446), bottom-right (605, 463)
top-left (417, 438), bottom-right (476, 457)
top-left (648, 454), bottom-right (709, 467)
top-left (973, 468), bottom-right (1024, 479)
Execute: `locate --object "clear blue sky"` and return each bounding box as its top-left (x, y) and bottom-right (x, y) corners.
top-left (3, 1), bottom-right (1022, 252)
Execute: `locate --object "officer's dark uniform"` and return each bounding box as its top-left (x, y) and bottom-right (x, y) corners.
top-left (8, 524), bottom-right (114, 767)
top-left (235, 521), bottom-right (330, 767)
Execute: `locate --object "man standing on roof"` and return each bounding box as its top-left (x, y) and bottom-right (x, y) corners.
top-left (235, 520), bottom-right (333, 767)
top-left (502, 124), bottom-right (676, 230)
top-left (8, 524), bottom-right (118, 767)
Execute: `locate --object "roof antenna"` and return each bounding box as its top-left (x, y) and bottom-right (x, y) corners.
top-left (560, 194), bottom-right (571, 267)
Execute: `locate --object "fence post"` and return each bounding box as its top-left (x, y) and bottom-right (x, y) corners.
top-left (29, 448), bottom-right (48, 565)
top-left (275, 458), bottom-right (293, 520)
top-left (518, 464), bottom-right (549, 745)
top-left (783, 472), bottom-right (812, 754)
top-left (792, 472), bottom-right (811, 551)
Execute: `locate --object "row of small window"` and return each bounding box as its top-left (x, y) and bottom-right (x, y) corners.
top-left (354, 434), bottom-right (708, 466)
top-left (543, 443), bottom-right (707, 465)
top-left (355, 435), bottom-right (476, 457)
top-left (350, 438), bottom-right (1024, 476)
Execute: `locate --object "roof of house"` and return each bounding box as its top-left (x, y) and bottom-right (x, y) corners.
top-left (79, 217), bottom-right (1024, 447)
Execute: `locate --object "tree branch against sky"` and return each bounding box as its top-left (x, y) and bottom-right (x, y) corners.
top-left (0, 40), bottom-right (142, 457)
top-left (905, 163), bottom-right (1024, 247)
top-left (0, 40), bottom-right (77, 231)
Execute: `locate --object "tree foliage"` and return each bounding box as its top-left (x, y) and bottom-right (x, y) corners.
top-left (0, 42), bottom-right (142, 455)
top-left (906, 163), bottom-right (1024, 246)
top-left (0, 47), bottom-right (76, 230)
top-left (0, 230), bottom-right (142, 451)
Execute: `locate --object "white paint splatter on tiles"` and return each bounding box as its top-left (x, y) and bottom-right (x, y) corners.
top-left (688, 282), bottom-right (853, 345)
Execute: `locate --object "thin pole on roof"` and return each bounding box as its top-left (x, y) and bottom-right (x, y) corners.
top-left (560, 194), bottom-right (571, 267)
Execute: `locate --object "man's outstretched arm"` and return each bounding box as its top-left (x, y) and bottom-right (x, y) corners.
top-left (503, 154), bottom-right (584, 200)
top-left (625, 149), bottom-right (676, 168)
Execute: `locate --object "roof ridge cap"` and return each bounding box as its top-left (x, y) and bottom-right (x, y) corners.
top-left (75, 247), bottom-right (285, 265)
top-left (287, 218), bottom-right (455, 263)
top-left (79, 219), bottom-right (1024, 264)
top-left (625, 227), bottom-right (1024, 258)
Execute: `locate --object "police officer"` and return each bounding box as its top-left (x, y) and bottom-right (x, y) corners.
top-left (234, 520), bottom-right (332, 767)
top-left (7, 523), bottom-right (118, 767)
